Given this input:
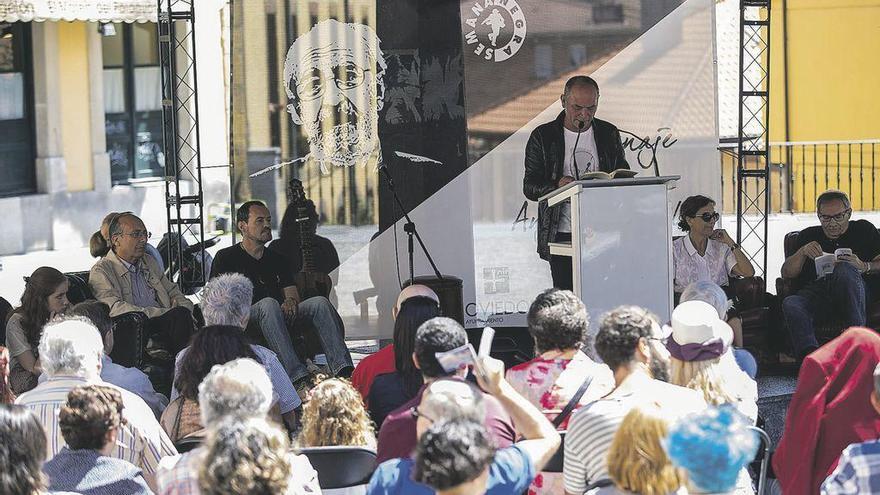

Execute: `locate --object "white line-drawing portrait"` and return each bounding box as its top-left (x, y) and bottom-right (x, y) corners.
top-left (284, 19), bottom-right (386, 174)
top-left (250, 19), bottom-right (444, 179)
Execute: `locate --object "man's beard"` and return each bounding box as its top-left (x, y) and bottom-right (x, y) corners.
top-left (648, 345), bottom-right (671, 383)
top-left (304, 98), bottom-right (379, 173)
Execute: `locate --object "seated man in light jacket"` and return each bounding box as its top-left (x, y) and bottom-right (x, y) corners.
top-left (89, 212), bottom-right (195, 357)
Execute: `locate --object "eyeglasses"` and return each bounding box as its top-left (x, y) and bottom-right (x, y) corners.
top-left (294, 62), bottom-right (370, 101)
top-left (647, 336), bottom-right (669, 346)
top-left (691, 212), bottom-right (719, 223)
top-left (818, 209), bottom-right (851, 223)
top-left (410, 406), bottom-right (434, 423)
top-left (119, 230), bottom-right (151, 240)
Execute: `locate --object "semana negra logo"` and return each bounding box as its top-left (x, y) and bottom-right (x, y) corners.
top-left (463, 0), bottom-right (527, 62)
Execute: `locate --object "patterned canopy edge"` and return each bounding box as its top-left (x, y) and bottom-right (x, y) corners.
top-left (0, 0), bottom-right (157, 23)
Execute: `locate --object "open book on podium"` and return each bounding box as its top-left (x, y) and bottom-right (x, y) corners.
top-left (538, 176), bottom-right (680, 324)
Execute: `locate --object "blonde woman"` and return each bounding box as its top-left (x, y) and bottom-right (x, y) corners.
top-left (199, 417), bottom-right (320, 495)
top-left (588, 405), bottom-right (686, 495)
top-left (297, 378), bottom-right (374, 495)
top-left (297, 377), bottom-right (376, 449)
top-left (666, 300), bottom-right (758, 495)
top-left (667, 300), bottom-right (758, 422)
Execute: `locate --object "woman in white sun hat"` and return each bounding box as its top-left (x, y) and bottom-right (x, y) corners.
top-left (666, 300), bottom-right (757, 422)
top-left (666, 299), bottom-right (758, 495)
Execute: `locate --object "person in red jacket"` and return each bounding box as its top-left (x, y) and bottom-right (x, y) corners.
top-left (773, 327), bottom-right (880, 494)
top-left (350, 284), bottom-right (439, 404)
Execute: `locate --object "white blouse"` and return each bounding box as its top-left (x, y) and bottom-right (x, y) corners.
top-left (672, 235), bottom-right (738, 293)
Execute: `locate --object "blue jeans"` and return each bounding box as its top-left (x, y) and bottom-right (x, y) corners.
top-left (248, 297), bottom-right (353, 383)
top-left (782, 262), bottom-right (868, 357)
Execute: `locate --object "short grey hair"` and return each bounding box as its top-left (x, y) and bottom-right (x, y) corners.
top-left (201, 274), bottom-right (254, 327)
top-left (39, 317), bottom-right (104, 379)
top-left (816, 189), bottom-right (851, 212)
top-left (198, 358), bottom-right (273, 425)
top-left (680, 281), bottom-right (731, 320)
top-left (420, 379), bottom-right (485, 424)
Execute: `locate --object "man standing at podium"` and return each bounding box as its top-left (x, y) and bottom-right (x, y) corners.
top-left (523, 76), bottom-right (629, 290)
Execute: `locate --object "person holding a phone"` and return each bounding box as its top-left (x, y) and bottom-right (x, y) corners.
top-left (781, 190), bottom-right (880, 361)
top-left (672, 195), bottom-right (755, 348)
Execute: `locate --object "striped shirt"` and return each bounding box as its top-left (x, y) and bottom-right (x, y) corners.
top-left (170, 344), bottom-right (302, 414)
top-left (15, 375), bottom-right (177, 475)
top-left (563, 375), bottom-right (706, 494)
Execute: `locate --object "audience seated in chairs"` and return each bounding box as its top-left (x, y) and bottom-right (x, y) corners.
top-left (68, 300), bottom-right (168, 418)
top-left (367, 287), bottom-right (441, 426)
top-left (210, 200), bottom-right (353, 393)
top-left (773, 327), bottom-right (880, 495)
top-left (14, 317), bottom-right (175, 492)
top-left (199, 416), bottom-right (319, 495)
top-left (352, 284), bottom-right (440, 404)
top-left (679, 281), bottom-right (758, 379)
top-left (43, 385), bottom-right (152, 494)
top-left (0, 346), bottom-right (15, 404)
top-left (563, 306), bottom-right (706, 494)
top-left (587, 404), bottom-right (686, 495)
top-left (505, 288), bottom-right (613, 495)
top-left (822, 362), bottom-right (880, 493)
top-left (157, 358), bottom-right (317, 495)
top-left (368, 356), bottom-right (560, 494)
top-left (5, 266), bottom-right (70, 394)
top-left (375, 317), bottom-right (516, 463)
top-left (667, 405), bottom-right (759, 495)
top-left (0, 404), bottom-right (53, 495)
top-left (166, 274), bottom-right (302, 439)
top-left (780, 190), bottom-right (880, 361)
top-left (89, 212), bottom-right (195, 359)
top-left (673, 195), bottom-right (755, 349)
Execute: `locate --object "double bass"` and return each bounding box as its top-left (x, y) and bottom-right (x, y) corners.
top-left (286, 179), bottom-right (333, 300)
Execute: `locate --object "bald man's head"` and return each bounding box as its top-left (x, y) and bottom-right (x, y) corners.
top-left (394, 284), bottom-right (440, 319)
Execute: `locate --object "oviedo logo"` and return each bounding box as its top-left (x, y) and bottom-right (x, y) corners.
top-left (463, 0), bottom-right (527, 62)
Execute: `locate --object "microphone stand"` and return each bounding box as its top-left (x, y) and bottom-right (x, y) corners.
top-left (572, 120), bottom-right (585, 179)
top-left (379, 164), bottom-right (444, 284)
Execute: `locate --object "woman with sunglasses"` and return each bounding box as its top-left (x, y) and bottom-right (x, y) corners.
top-left (673, 195), bottom-right (755, 348)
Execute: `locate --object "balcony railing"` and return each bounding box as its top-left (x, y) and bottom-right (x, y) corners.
top-left (720, 140), bottom-right (880, 214)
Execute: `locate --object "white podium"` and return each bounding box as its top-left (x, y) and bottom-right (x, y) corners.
top-left (539, 176), bottom-right (679, 324)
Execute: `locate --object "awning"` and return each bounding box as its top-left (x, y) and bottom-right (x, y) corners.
top-left (0, 0), bottom-right (157, 24)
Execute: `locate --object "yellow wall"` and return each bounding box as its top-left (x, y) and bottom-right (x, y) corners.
top-left (768, 0), bottom-right (880, 211)
top-left (771, 0), bottom-right (880, 142)
top-left (57, 21), bottom-right (93, 191)
top-left (243, 4), bottom-right (271, 148)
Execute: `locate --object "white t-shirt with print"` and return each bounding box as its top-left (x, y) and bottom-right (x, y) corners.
top-left (557, 126), bottom-right (598, 233)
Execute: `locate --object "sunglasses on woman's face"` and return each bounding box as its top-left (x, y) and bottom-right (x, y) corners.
top-left (692, 212), bottom-right (719, 223)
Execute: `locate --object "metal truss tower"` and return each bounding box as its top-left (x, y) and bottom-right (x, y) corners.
top-left (736, 0), bottom-right (772, 287)
top-left (158, 0), bottom-right (206, 290)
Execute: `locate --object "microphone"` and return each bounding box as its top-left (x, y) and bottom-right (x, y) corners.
top-left (572, 119), bottom-right (585, 179)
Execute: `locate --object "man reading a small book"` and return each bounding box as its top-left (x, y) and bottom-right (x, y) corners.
top-left (522, 76), bottom-right (630, 290)
top-left (781, 190), bottom-right (880, 361)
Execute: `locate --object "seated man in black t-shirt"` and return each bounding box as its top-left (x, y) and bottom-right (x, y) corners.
top-left (210, 201), bottom-right (353, 391)
top-left (781, 190), bottom-right (880, 360)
